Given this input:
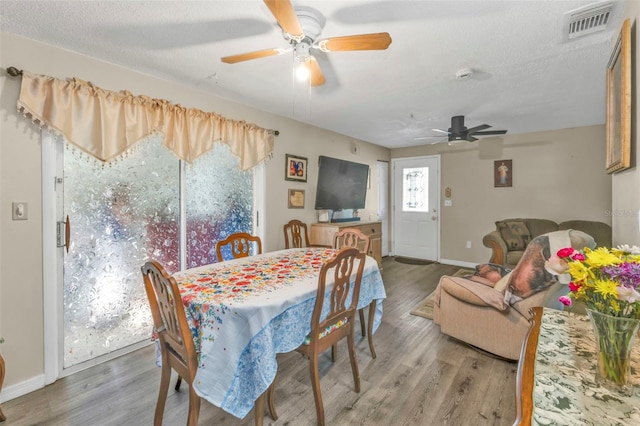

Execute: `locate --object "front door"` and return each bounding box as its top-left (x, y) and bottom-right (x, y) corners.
top-left (392, 156), bottom-right (440, 260)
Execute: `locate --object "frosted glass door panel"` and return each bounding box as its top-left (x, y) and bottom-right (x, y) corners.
top-left (185, 143), bottom-right (254, 268)
top-left (63, 136), bottom-right (180, 368)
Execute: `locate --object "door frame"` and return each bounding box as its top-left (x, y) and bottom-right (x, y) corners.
top-left (390, 155), bottom-right (441, 260)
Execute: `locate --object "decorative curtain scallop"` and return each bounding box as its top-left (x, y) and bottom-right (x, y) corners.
top-left (16, 72), bottom-right (274, 170)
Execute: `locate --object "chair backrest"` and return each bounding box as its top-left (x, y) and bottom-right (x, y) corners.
top-left (308, 247), bottom-right (366, 349)
top-left (141, 260), bottom-right (198, 381)
top-left (284, 220), bottom-right (310, 249)
top-left (333, 228), bottom-right (371, 255)
top-left (215, 232), bottom-right (262, 261)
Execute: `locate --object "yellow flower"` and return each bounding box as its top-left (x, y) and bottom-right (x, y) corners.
top-left (594, 278), bottom-right (619, 299)
top-left (585, 247), bottom-right (622, 269)
top-left (568, 262), bottom-right (589, 282)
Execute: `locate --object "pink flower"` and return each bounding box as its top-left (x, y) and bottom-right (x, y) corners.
top-left (571, 253), bottom-right (586, 261)
top-left (568, 281), bottom-right (581, 292)
top-left (617, 286), bottom-right (640, 303)
top-left (558, 296), bottom-right (572, 307)
top-left (557, 247), bottom-right (575, 258)
top-left (545, 255), bottom-right (569, 275)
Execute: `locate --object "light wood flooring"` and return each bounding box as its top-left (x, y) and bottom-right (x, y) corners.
top-left (2, 257), bottom-right (517, 425)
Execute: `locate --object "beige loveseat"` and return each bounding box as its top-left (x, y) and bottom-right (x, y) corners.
top-left (435, 230), bottom-right (595, 361)
top-left (482, 218), bottom-right (611, 269)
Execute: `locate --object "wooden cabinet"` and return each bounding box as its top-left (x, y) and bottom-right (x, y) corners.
top-left (310, 221), bottom-right (383, 269)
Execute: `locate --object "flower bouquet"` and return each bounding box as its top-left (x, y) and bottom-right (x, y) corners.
top-left (554, 244), bottom-right (640, 387)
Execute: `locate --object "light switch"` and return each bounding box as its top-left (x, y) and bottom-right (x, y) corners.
top-left (444, 199), bottom-right (452, 207)
top-left (12, 202), bottom-right (28, 220)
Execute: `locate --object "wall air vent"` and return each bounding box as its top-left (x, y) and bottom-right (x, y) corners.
top-left (563, 1), bottom-right (614, 40)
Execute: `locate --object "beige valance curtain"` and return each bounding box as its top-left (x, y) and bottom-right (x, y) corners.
top-left (17, 72), bottom-right (274, 170)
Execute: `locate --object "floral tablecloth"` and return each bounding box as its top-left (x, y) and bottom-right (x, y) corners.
top-left (172, 247), bottom-right (386, 418)
top-left (532, 308), bottom-right (640, 425)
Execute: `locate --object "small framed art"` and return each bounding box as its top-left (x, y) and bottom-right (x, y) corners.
top-left (285, 154), bottom-right (308, 182)
top-left (288, 189), bottom-right (305, 209)
top-left (494, 160), bottom-right (512, 187)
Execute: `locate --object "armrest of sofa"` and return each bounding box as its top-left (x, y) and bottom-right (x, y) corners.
top-left (482, 230), bottom-right (508, 265)
top-left (438, 276), bottom-right (508, 310)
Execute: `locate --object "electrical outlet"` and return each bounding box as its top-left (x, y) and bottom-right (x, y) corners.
top-left (466, 240), bottom-right (472, 249)
top-left (444, 199), bottom-right (452, 206)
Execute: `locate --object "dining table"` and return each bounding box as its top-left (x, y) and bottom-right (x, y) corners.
top-left (171, 247), bottom-right (386, 421)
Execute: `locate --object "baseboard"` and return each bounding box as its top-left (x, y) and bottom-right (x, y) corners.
top-left (0, 374), bottom-right (44, 403)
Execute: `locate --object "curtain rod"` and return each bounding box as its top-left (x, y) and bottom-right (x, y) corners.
top-left (5, 66), bottom-right (279, 136)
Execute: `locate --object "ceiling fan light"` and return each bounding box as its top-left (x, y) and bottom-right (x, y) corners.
top-left (295, 63), bottom-right (309, 81)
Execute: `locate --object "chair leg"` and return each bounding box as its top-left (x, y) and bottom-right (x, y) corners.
top-left (367, 300), bottom-right (377, 359)
top-left (186, 386), bottom-right (201, 426)
top-left (359, 308), bottom-right (366, 337)
top-left (347, 333), bottom-right (361, 393)
top-left (309, 354), bottom-right (325, 426)
top-left (154, 363), bottom-right (172, 426)
top-left (266, 378), bottom-right (278, 420)
top-left (331, 343), bottom-right (337, 362)
top-left (175, 375), bottom-right (182, 391)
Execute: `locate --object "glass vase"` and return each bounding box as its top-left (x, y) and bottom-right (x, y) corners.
top-left (586, 309), bottom-right (640, 388)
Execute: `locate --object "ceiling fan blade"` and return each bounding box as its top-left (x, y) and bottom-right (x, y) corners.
top-left (414, 135), bottom-right (443, 141)
top-left (305, 56), bottom-right (325, 86)
top-left (472, 130), bottom-right (508, 135)
top-left (221, 48), bottom-right (287, 64)
top-left (466, 124), bottom-right (491, 134)
top-left (263, 0), bottom-right (304, 40)
top-left (318, 32), bottom-right (392, 52)
top-left (431, 128), bottom-right (450, 135)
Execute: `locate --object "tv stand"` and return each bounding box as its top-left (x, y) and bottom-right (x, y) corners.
top-left (331, 217), bottom-right (360, 223)
top-left (310, 220), bottom-right (382, 269)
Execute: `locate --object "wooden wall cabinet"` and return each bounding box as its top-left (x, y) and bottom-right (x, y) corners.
top-left (310, 221), bottom-right (383, 269)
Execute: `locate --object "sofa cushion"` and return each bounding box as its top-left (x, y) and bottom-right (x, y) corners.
top-left (524, 219), bottom-right (559, 238)
top-left (506, 251), bottom-right (525, 266)
top-left (495, 220), bottom-right (531, 250)
top-left (558, 220), bottom-right (612, 248)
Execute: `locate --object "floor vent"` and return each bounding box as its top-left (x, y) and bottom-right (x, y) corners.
top-left (564, 1), bottom-right (614, 40)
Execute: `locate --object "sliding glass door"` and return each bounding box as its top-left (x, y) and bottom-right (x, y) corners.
top-left (49, 132), bottom-right (258, 371)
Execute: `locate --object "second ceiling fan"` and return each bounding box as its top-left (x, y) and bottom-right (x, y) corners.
top-left (417, 115), bottom-right (508, 144)
top-left (221, 0), bottom-right (392, 86)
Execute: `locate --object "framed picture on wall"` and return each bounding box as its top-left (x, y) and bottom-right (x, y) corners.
top-left (494, 160), bottom-right (512, 187)
top-left (605, 18), bottom-right (631, 174)
top-left (288, 189), bottom-right (305, 209)
top-left (285, 154), bottom-right (308, 182)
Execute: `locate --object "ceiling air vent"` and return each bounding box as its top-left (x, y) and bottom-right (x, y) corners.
top-left (563, 1), bottom-right (614, 40)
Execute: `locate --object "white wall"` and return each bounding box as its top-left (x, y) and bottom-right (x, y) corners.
top-left (0, 32), bottom-right (389, 396)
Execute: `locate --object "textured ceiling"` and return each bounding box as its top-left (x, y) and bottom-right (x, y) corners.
top-left (0, 0), bottom-right (625, 148)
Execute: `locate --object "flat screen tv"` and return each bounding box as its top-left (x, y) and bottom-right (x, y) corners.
top-left (314, 156), bottom-right (369, 210)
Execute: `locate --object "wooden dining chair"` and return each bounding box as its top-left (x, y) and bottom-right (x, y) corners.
top-left (142, 260), bottom-right (277, 426)
top-left (269, 247), bottom-right (366, 426)
top-left (283, 219), bottom-right (310, 248)
top-left (332, 228), bottom-right (376, 358)
top-left (215, 232), bottom-right (262, 261)
top-left (141, 260), bottom-right (200, 426)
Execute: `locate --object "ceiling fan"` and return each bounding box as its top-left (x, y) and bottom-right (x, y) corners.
top-left (416, 115), bottom-right (508, 144)
top-left (220, 0), bottom-right (392, 86)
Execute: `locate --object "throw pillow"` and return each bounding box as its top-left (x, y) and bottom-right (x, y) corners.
top-left (473, 263), bottom-right (512, 285)
top-left (496, 220), bottom-right (531, 251)
top-left (503, 229), bottom-right (596, 304)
